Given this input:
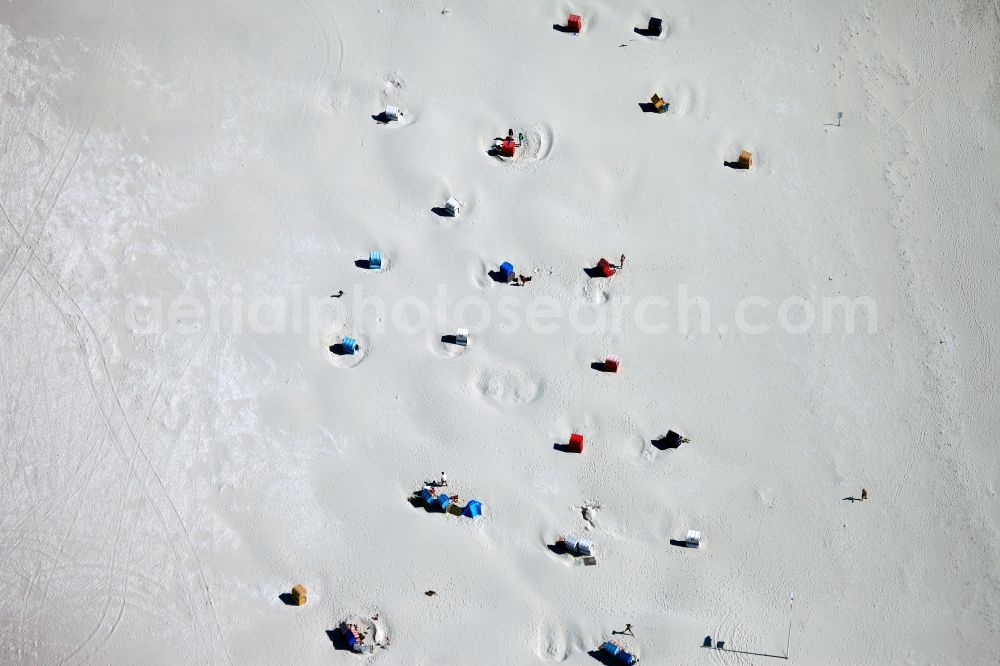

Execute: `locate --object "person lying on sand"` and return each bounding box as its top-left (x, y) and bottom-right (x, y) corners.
top-left (518, 274), bottom-right (533, 285)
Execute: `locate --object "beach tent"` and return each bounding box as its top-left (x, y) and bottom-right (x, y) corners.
top-left (436, 494), bottom-right (452, 510)
top-left (369, 251), bottom-right (382, 269)
top-left (419, 487), bottom-right (436, 504)
top-left (596, 258), bottom-right (615, 277)
top-left (463, 500), bottom-right (482, 518)
top-left (445, 197), bottom-right (462, 216)
top-left (499, 262), bottom-right (515, 281)
top-left (342, 336), bottom-right (359, 354)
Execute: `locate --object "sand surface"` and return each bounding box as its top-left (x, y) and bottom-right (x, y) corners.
top-left (1, 1), bottom-right (999, 664)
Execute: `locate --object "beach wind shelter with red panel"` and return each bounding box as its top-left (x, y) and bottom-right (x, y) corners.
top-left (604, 355), bottom-right (620, 373)
top-left (568, 433), bottom-right (584, 453)
top-left (500, 138), bottom-right (516, 157)
top-left (596, 258), bottom-right (615, 277)
top-left (567, 13), bottom-right (582, 33)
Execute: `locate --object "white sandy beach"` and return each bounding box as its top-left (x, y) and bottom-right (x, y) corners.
top-left (1, 1), bottom-right (999, 664)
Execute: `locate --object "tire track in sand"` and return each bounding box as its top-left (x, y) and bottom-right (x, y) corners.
top-left (20, 262), bottom-right (230, 665)
top-left (294, 0), bottom-right (343, 158)
top-left (61, 331), bottom-right (211, 665)
top-left (0, 41), bottom-right (228, 663)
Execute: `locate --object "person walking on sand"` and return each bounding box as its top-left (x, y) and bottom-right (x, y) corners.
top-left (623, 623), bottom-right (634, 636)
top-left (440, 471), bottom-right (447, 487)
top-left (331, 290), bottom-right (344, 298)
top-left (861, 488), bottom-right (868, 501)
top-left (619, 254), bottom-right (626, 269)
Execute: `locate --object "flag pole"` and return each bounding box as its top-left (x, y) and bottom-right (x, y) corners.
top-left (785, 592), bottom-right (795, 659)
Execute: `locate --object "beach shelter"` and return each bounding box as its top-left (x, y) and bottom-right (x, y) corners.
top-left (463, 500), bottom-right (482, 518)
top-left (662, 430), bottom-right (686, 449)
top-left (650, 94), bottom-right (667, 113)
top-left (445, 197), bottom-right (462, 216)
top-left (738, 150), bottom-right (753, 168)
top-left (617, 650), bottom-right (637, 664)
top-left (601, 641), bottom-right (636, 664)
top-left (455, 328), bottom-right (469, 346)
top-left (342, 336), bottom-right (359, 354)
top-left (686, 530), bottom-right (702, 548)
top-left (596, 258), bottom-right (615, 277)
top-left (604, 355), bottom-right (620, 373)
top-left (384, 105), bottom-right (400, 121)
top-left (648, 17), bottom-right (663, 35)
top-left (567, 13), bottom-right (582, 33)
top-left (601, 641), bottom-right (621, 657)
top-left (419, 487), bottom-right (436, 504)
top-left (576, 538), bottom-right (593, 556)
top-left (341, 623), bottom-right (362, 649)
top-left (499, 262), bottom-right (515, 281)
top-left (500, 138), bottom-right (516, 157)
top-left (291, 584), bottom-right (307, 606)
top-left (568, 433), bottom-right (584, 453)
top-left (436, 493), bottom-right (452, 511)
top-left (369, 251), bottom-right (382, 269)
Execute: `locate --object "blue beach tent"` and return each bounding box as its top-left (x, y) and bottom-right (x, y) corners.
top-left (369, 251), bottom-right (382, 269)
top-left (499, 262), bottom-right (515, 281)
top-left (463, 500), bottom-right (482, 518)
